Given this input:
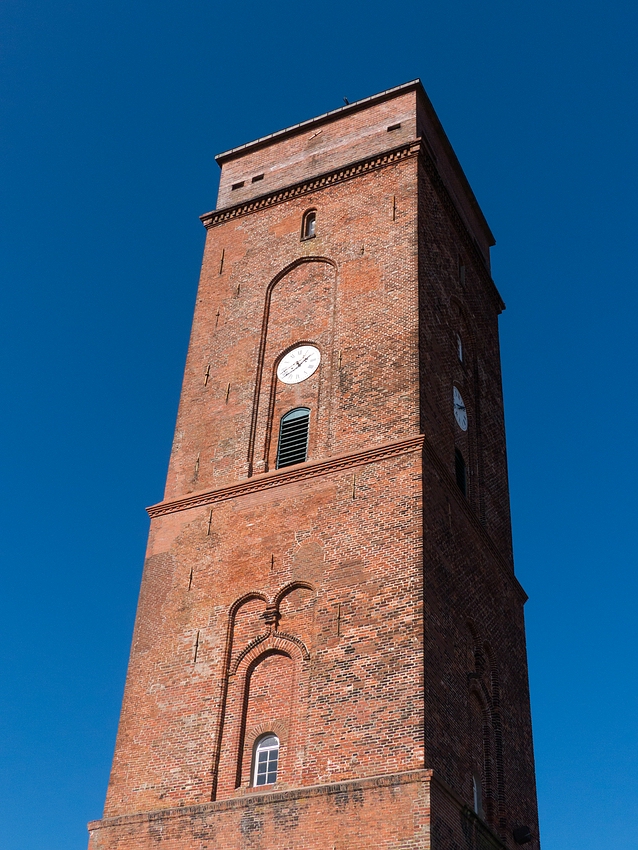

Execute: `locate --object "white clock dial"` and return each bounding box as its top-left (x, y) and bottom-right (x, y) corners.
top-left (277, 345), bottom-right (321, 385)
top-left (453, 386), bottom-right (468, 431)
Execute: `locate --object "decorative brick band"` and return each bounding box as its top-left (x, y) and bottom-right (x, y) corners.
top-left (145, 432), bottom-right (523, 600)
top-left (147, 435), bottom-right (425, 518)
top-left (200, 136), bottom-right (502, 309)
top-left (200, 141), bottom-right (422, 229)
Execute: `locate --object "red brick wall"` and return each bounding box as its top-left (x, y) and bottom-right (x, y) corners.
top-left (93, 82), bottom-right (540, 850)
top-left (104, 449), bottom-right (425, 817)
top-left (163, 156), bottom-right (420, 500)
top-left (215, 90), bottom-right (418, 208)
top-left (90, 771), bottom-right (512, 850)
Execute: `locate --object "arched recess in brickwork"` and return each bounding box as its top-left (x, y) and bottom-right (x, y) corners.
top-left (450, 295), bottom-right (483, 519)
top-left (217, 635), bottom-right (309, 795)
top-left (230, 629), bottom-right (310, 675)
top-left (276, 581), bottom-right (316, 654)
top-left (246, 257), bottom-right (338, 475)
top-left (468, 684), bottom-right (495, 826)
top-left (484, 640), bottom-right (507, 834)
top-left (227, 592), bottom-right (268, 658)
top-left (211, 586), bottom-right (314, 800)
top-left (450, 296), bottom-right (476, 364)
top-left (274, 580), bottom-right (315, 606)
top-left (209, 592), bottom-right (268, 800)
top-left (235, 650), bottom-right (295, 788)
top-left (465, 621), bottom-right (502, 830)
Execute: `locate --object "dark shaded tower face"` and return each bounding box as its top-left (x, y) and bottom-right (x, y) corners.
top-left (89, 81), bottom-right (540, 850)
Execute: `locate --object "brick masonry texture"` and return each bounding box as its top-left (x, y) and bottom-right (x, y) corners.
top-left (89, 771), bottom-right (509, 850)
top-left (90, 81), bottom-right (540, 850)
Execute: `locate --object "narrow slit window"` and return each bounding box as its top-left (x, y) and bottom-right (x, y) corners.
top-left (276, 408), bottom-right (310, 468)
top-left (457, 334), bottom-right (463, 362)
top-left (253, 734), bottom-right (279, 786)
top-left (387, 122), bottom-right (401, 131)
top-left (231, 180), bottom-right (245, 190)
top-left (455, 449), bottom-right (467, 496)
top-left (301, 210), bottom-right (316, 240)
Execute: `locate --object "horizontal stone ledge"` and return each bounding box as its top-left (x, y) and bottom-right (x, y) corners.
top-left (89, 768), bottom-right (511, 850)
top-left (147, 435), bottom-right (425, 518)
top-left (89, 768), bottom-right (435, 830)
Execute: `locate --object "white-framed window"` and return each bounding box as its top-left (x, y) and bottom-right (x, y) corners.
top-left (253, 734), bottom-right (280, 786)
top-left (301, 209), bottom-right (316, 240)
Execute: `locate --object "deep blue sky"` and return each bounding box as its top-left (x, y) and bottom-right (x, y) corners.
top-left (1, 1), bottom-right (636, 848)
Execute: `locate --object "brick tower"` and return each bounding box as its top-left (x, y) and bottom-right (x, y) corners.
top-left (89, 80), bottom-right (540, 850)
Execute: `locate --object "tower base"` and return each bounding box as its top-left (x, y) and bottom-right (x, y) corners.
top-left (88, 770), bottom-right (509, 850)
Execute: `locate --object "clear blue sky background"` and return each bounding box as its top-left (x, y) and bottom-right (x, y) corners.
top-left (1, 1), bottom-right (636, 848)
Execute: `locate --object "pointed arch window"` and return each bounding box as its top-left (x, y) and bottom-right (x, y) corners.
top-left (253, 734), bottom-right (279, 786)
top-left (276, 408), bottom-right (310, 468)
top-left (301, 209), bottom-right (316, 240)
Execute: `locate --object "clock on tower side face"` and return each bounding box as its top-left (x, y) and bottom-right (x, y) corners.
top-left (453, 386), bottom-right (468, 431)
top-left (276, 345), bottom-right (321, 384)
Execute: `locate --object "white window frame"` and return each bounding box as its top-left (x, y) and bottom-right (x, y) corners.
top-left (253, 734), bottom-right (280, 787)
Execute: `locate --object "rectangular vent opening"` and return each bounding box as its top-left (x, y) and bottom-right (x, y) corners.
top-left (251, 174), bottom-right (264, 183)
top-left (231, 181), bottom-right (245, 190)
top-left (387, 122), bottom-right (402, 131)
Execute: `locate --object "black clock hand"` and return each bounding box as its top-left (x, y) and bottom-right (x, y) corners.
top-left (283, 352), bottom-right (312, 377)
top-left (281, 356), bottom-right (305, 377)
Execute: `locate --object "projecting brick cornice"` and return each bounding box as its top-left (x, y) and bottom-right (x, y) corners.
top-left (147, 434), bottom-right (424, 518)
top-left (200, 137), bottom-right (503, 310)
top-left (146, 433), bottom-right (524, 600)
top-left (200, 140), bottom-right (422, 229)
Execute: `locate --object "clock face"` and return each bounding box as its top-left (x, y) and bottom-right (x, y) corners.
top-left (277, 345), bottom-right (321, 384)
top-left (453, 386), bottom-right (468, 431)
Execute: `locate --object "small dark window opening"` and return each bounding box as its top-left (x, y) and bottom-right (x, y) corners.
top-left (387, 122), bottom-right (402, 131)
top-left (455, 449), bottom-right (467, 496)
top-left (301, 210), bottom-right (316, 240)
top-left (253, 734), bottom-right (279, 786)
top-left (513, 826), bottom-right (533, 845)
top-left (251, 173), bottom-right (264, 183)
top-left (276, 408), bottom-right (310, 468)
top-left (231, 180), bottom-right (245, 190)
top-left (457, 334), bottom-right (463, 362)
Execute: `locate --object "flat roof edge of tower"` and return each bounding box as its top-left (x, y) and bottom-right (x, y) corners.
top-left (214, 79), bottom-right (495, 249)
top-left (214, 80), bottom-right (422, 164)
